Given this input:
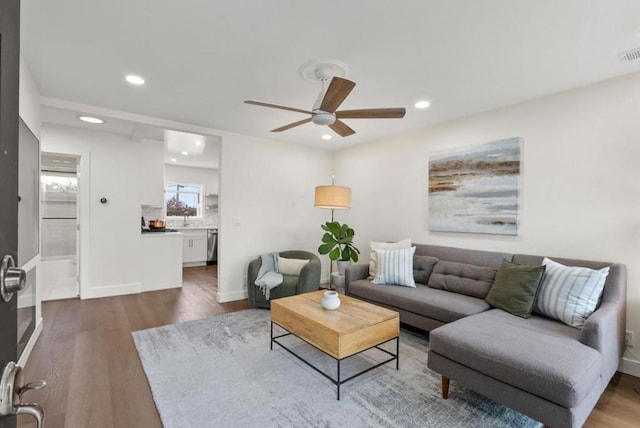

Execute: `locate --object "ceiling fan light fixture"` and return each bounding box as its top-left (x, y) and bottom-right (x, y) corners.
top-left (312, 111), bottom-right (336, 126)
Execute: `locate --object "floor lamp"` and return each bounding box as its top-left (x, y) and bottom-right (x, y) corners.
top-left (314, 181), bottom-right (351, 289)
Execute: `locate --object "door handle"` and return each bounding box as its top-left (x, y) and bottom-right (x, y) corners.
top-left (1, 255), bottom-right (26, 302)
top-left (0, 362), bottom-right (46, 428)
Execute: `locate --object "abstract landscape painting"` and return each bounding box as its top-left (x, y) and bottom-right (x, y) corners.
top-left (429, 138), bottom-right (521, 235)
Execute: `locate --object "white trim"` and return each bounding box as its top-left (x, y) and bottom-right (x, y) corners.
top-left (82, 282), bottom-right (141, 300)
top-left (41, 97), bottom-right (228, 138)
top-left (216, 288), bottom-right (247, 303)
top-left (183, 261), bottom-right (207, 267)
top-left (620, 356), bottom-right (640, 378)
top-left (18, 318), bottom-right (43, 368)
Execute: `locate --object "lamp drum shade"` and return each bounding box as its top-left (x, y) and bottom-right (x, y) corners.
top-left (314, 185), bottom-right (351, 209)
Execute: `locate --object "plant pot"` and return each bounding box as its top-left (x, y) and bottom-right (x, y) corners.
top-left (337, 260), bottom-right (351, 275)
top-left (331, 272), bottom-right (345, 289)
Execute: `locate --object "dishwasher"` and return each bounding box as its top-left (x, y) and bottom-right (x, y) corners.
top-left (207, 229), bottom-right (218, 265)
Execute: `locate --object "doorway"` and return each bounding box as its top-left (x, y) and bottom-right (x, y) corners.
top-left (40, 153), bottom-right (80, 300)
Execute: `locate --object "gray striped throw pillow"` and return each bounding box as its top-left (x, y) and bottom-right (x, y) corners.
top-left (534, 257), bottom-right (609, 328)
top-left (372, 246), bottom-right (416, 287)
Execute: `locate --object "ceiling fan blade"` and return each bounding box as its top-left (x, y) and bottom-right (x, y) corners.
top-left (329, 119), bottom-right (356, 137)
top-left (336, 108), bottom-right (406, 119)
top-left (271, 117), bottom-right (312, 132)
top-left (245, 100), bottom-right (312, 115)
top-left (320, 77), bottom-right (356, 113)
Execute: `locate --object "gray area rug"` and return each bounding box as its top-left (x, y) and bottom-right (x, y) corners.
top-left (132, 309), bottom-right (540, 428)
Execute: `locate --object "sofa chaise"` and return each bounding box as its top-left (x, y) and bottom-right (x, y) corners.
top-left (345, 244), bottom-right (626, 428)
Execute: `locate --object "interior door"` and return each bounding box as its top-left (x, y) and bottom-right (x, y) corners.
top-left (0, 0), bottom-right (21, 427)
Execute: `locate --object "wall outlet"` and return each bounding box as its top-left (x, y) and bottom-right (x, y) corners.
top-left (625, 330), bottom-right (634, 348)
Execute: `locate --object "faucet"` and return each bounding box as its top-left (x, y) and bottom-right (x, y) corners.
top-left (183, 214), bottom-right (189, 227)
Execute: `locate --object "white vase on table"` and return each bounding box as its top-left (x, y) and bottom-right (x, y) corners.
top-left (322, 290), bottom-right (341, 310)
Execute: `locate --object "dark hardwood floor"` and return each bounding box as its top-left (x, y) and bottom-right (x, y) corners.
top-left (17, 265), bottom-right (640, 427)
top-left (18, 265), bottom-right (248, 428)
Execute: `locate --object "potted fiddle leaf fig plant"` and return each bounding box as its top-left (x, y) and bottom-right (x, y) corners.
top-left (318, 221), bottom-right (360, 274)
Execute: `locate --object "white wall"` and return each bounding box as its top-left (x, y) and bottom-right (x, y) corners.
top-left (19, 56), bottom-right (41, 139)
top-left (41, 125), bottom-right (143, 298)
top-left (217, 132), bottom-right (333, 302)
top-left (38, 121), bottom-right (333, 304)
top-left (138, 138), bottom-right (165, 206)
top-left (333, 71), bottom-right (640, 375)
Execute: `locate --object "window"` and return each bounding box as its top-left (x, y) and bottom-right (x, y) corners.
top-left (165, 183), bottom-right (202, 217)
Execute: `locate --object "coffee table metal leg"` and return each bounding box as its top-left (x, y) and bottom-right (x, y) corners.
top-left (271, 322), bottom-right (398, 401)
top-left (337, 359), bottom-right (341, 400)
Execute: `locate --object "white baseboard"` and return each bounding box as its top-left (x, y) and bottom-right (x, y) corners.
top-left (82, 282), bottom-right (142, 299)
top-left (18, 317), bottom-right (43, 368)
top-left (183, 261), bottom-right (207, 267)
top-left (217, 288), bottom-right (247, 303)
top-left (620, 356), bottom-right (640, 378)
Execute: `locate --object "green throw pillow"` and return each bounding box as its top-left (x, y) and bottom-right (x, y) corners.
top-left (485, 260), bottom-right (546, 318)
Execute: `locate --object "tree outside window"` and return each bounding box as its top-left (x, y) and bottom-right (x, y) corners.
top-left (165, 183), bottom-right (202, 217)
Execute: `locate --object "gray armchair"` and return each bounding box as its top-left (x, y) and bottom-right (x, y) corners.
top-left (247, 250), bottom-right (321, 308)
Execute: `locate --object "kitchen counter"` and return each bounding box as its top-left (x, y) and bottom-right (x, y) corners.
top-left (141, 231), bottom-right (183, 236)
top-left (172, 226), bottom-right (217, 230)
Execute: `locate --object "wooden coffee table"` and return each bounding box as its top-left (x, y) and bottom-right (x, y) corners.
top-left (270, 290), bottom-right (400, 400)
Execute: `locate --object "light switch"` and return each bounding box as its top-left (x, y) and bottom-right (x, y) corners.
top-left (233, 216), bottom-right (241, 226)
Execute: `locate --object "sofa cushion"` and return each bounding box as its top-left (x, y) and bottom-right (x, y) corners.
top-left (429, 309), bottom-right (602, 408)
top-left (428, 261), bottom-right (497, 299)
top-left (534, 257), bottom-right (609, 328)
top-left (413, 255), bottom-right (439, 285)
top-left (372, 246), bottom-right (416, 287)
top-left (278, 257), bottom-right (309, 276)
top-left (348, 280), bottom-right (490, 323)
top-left (485, 260), bottom-right (546, 318)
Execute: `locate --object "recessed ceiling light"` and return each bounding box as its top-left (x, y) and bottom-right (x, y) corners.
top-left (125, 74), bottom-right (145, 85)
top-left (78, 115), bottom-right (105, 124)
top-left (321, 134), bottom-right (332, 140)
top-left (170, 158), bottom-right (177, 162)
top-left (195, 140), bottom-right (203, 146)
top-left (181, 151), bottom-right (188, 156)
top-left (63, 160), bottom-right (71, 164)
top-left (52, 160), bottom-right (61, 163)
top-left (414, 100), bottom-right (431, 109)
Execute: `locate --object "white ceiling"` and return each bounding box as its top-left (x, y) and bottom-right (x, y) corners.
top-left (21, 0), bottom-right (640, 151)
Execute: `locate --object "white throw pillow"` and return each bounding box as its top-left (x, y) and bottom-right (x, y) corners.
top-left (534, 257), bottom-right (609, 328)
top-left (278, 257), bottom-right (309, 276)
top-left (372, 246), bottom-right (416, 287)
top-left (369, 238), bottom-right (412, 277)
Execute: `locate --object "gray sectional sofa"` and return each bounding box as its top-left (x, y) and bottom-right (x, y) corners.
top-left (344, 244), bottom-right (627, 428)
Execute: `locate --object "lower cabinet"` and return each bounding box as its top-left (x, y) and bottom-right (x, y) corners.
top-left (141, 234), bottom-right (183, 291)
top-left (182, 230), bottom-right (207, 265)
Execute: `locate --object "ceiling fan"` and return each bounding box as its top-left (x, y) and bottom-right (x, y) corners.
top-left (244, 75), bottom-right (406, 137)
